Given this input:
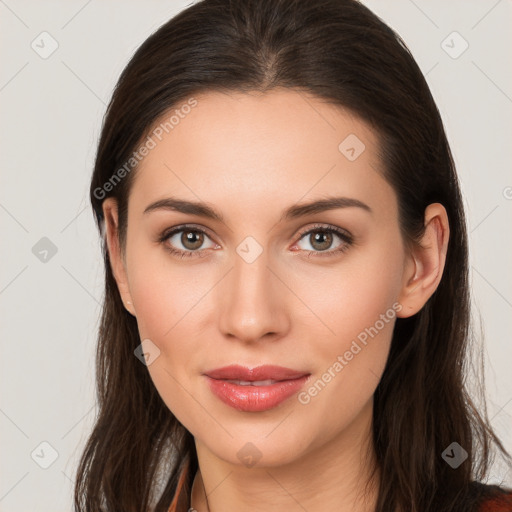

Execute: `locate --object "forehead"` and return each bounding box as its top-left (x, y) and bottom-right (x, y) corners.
top-left (129, 89), bottom-right (394, 219)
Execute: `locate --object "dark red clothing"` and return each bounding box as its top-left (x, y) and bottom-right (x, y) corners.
top-left (478, 489), bottom-right (512, 511)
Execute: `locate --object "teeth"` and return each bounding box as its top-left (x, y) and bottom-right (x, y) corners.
top-left (225, 379), bottom-right (278, 386)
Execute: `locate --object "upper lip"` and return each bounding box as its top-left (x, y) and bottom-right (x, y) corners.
top-left (204, 364), bottom-right (309, 381)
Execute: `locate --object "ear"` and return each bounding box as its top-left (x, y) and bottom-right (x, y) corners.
top-left (396, 203), bottom-right (450, 318)
top-left (102, 197), bottom-right (136, 316)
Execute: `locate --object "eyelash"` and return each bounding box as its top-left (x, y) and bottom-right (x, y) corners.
top-left (158, 223), bottom-right (354, 259)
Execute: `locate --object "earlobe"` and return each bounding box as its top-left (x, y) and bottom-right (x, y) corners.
top-left (396, 203), bottom-right (450, 318)
top-left (102, 198), bottom-right (136, 317)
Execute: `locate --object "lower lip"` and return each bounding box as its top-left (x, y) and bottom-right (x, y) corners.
top-left (205, 375), bottom-right (310, 412)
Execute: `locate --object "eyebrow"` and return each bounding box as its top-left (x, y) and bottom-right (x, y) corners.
top-left (143, 196), bottom-right (372, 222)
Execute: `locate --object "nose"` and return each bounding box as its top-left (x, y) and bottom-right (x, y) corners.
top-left (217, 247), bottom-right (291, 345)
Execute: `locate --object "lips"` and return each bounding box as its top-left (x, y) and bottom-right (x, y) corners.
top-left (204, 364), bottom-right (309, 381)
top-left (203, 365), bottom-right (311, 412)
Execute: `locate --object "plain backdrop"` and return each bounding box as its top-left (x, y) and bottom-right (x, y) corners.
top-left (0, 1), bottom-right (511, 510)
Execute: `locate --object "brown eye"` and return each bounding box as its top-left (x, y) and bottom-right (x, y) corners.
top-left (308, 231), bottom-right (334, 251)
top-left (180, 230), bottom-right (205, 250)
top-left (159, 225), bottom-right (218, 258)
top-left (295, 224), bottom-right (353, 258)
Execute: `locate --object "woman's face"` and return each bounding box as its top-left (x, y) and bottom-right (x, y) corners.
top-left (105, 89), bottom-right (417, 468)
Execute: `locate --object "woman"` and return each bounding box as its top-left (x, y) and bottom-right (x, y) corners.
top-left (75, 0), bottom-right (512, 511)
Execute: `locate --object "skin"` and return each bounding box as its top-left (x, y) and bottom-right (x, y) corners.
top-left (102, 88), bottom-right (449, 512)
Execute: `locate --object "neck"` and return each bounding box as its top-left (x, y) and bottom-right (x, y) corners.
top-left (191, 399), bottom-right (380, 512)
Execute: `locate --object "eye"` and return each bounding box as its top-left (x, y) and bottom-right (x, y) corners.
top-left (293, 223), bottom-right (353, 258)
top-left (158, 225), bottom-right (218, 258)
top-left (158, 223), bottom-right (353, 259)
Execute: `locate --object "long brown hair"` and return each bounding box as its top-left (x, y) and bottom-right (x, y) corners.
top-left (75, 1), bottom-right (512, 511)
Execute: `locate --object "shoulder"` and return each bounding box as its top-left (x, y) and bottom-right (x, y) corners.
top-left (473, 482), bottom-right (512, 512)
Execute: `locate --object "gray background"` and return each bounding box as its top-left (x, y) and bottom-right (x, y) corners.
top-left (0, 0), bottom-right (511, 510)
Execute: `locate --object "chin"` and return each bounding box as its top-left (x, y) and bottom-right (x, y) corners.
top-left (199, 423), bottom-right (316, 469)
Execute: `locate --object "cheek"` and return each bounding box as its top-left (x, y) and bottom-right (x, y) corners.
top-left (126, 241), bottom-right (209, 341)
top-left (291, 236), bottom-right (404, 412)
top-left (125, 246), bottom-right (209, 426)
top-left (295, 238), bottom-right (404, 349)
